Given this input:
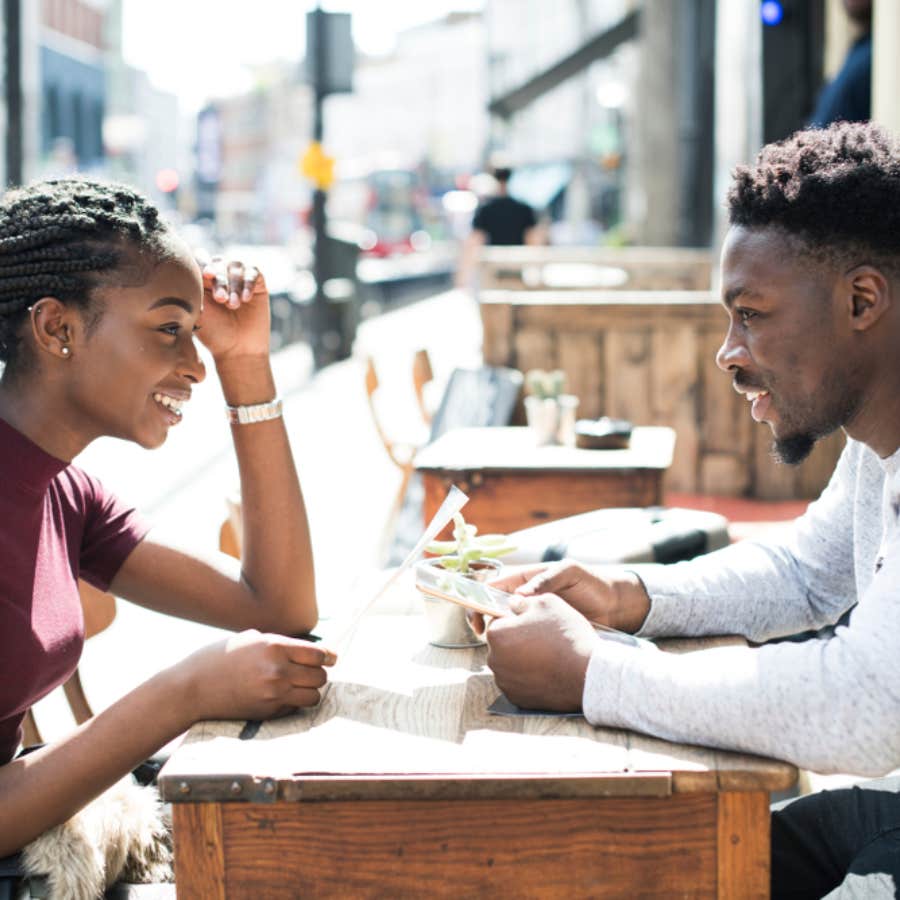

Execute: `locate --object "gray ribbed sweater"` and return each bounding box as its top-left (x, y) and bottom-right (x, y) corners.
top-left (582, 438), bottom-right (900, 776)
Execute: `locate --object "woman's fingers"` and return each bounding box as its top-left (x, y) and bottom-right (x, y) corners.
top-left (242, 265), bottom-right (259, 302)
top-left (287, 664), bottom-right (329, 690)
top-left (283, 641), bottom-right (337, 668)
top-left (285, 686), bottom-right (324, 709)
top-left (227, 261), bottom-right (244, 307)
top-left (202, 257), bottom-right (261, 309)
top-left (203, 256), bottom-right (229, 304)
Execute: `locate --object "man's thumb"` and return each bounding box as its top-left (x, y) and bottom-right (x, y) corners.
top-left (509, 595), bottom-right (529, 615)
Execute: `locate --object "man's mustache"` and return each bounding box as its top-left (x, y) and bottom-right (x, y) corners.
top-left (733, 370), bottom-right (768, 392)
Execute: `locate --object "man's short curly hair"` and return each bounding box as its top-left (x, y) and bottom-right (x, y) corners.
top-left (728, 121), bottom-right (900, 271)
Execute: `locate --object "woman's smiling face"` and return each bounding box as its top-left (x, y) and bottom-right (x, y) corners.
top-left (63, 237), bottom-right (206, 449)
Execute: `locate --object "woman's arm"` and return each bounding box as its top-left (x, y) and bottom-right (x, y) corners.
top-left (0, 630), bottom-right (335, 857)
top-left (110, 261), bottom-right (316, 636)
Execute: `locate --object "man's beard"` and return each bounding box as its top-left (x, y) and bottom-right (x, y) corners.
top-left (772, 431), bottom-right (818, 465)
top-left (769, 381), bottom-right (861, 465)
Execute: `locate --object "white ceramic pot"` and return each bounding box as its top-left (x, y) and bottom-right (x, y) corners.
top-left (417, 557), bottom-right (503, 648)
top-left (524, 395), bottom-right (560, 446)
top-left (556, 394), bottom-right (580, 446)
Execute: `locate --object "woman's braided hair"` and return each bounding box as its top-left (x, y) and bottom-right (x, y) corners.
top-left (0, 177), bottom-right (171, 369)
top-left (728, 121), bottom-right (900, 271)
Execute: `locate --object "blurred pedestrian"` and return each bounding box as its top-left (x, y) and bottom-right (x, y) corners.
top-left (0, 177), bottom-right (334, 871)
top-left (456, 164), bottom-right (545, 289)
top-left (809, 0), bottom-right (872, 126)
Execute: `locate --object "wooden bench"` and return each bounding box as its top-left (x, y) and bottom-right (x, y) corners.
top-left (480, 289), bottom-right (845, 499)
top-left (478, 245), bottom-right (713, 292)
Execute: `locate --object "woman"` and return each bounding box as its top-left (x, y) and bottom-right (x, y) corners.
top-left (0, 177), bottom-right (335, 857)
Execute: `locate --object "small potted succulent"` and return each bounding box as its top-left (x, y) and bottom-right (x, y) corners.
top-left (524, 369), bottom-right (579, 446)
top-left (416, 511), bottom-right (515, 648)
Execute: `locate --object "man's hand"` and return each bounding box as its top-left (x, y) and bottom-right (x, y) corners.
top-left (490, 560), bottom-right (651, 633)
top-left (485, 593), bottom-right (597, 712)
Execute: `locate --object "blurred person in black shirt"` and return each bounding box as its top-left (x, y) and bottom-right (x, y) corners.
top-left (809, 0), bottom-right (872, 127)
top-left (456, 165), bottom-right (544, 289)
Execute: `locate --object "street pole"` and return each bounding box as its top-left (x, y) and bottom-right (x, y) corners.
top-left (4, 0), bottom-right (23, 186)
top-left (310, 5), bottom-right (331, 369)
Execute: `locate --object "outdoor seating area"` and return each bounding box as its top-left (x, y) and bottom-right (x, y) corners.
top-left (161, 578), bottom-right (796, 898)
top-left (8, 1), bottom-right (900, 893)
top-left (158, 232), bottom-right (861, 897)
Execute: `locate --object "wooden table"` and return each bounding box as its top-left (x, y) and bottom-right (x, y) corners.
top-left (160, 577), bottom-right (796, 899)
top-left (414, 425), bottom-right (675, 535)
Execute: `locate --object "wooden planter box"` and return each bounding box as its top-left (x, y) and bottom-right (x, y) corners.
top-left (480, 289), bottom-right (844, 499)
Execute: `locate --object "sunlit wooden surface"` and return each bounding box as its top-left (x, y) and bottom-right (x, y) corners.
top-left (161, 574), bottom-right (796, 899)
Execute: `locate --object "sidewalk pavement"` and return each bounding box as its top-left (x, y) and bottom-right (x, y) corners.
top-left (31, 288), bottom-right (483, 741)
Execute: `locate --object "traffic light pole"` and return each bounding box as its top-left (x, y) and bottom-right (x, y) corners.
top-left (4, 0), bottom-right (23, 186)
top-left (312, 6), bottom-right (328, 369)
top-left (310, 6), bottom-right (334, 370)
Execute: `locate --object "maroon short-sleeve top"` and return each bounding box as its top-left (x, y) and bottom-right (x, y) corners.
top-left (0, 417), bottom-right (149, 764)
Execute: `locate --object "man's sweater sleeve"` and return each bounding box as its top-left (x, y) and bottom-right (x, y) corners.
top-left (583, 532), bottom-right (900, 775)
top-left (635, 442), bottom-right (861, 642)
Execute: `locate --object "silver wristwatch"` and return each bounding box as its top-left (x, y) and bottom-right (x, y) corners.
top-left (225, 398), bottom-right (283, 425)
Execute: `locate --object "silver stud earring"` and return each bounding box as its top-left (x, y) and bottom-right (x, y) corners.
top-left (61, 346), bottom-right (70, 357)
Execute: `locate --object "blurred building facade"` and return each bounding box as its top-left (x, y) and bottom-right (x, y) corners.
top-left (484, 0), bottom-right (636, 244)
top-left (4, 0), bottom-right (184, 211)
top-left (102, 0), bottom-right (183, 210)
top-left (1, 1), bottom-right (898, 259)
top-left (205, 12), bottom-right (486, 247)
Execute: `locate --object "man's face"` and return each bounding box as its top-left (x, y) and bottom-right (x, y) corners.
top-left (716, 226), bottom-right (862, 464)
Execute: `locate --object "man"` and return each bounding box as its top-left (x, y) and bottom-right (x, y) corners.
top-left (456, 165), bottom-right (543, 289)
top-left (485, 121), bottom-right (900, 897)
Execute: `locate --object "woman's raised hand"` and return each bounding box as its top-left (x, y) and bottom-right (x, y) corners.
top-left (197, 257), bottom-right (272, 362)
top-left (175, 630), bottom-right (337, 722)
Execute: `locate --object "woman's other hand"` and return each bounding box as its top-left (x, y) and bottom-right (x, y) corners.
top-left (175, 630), bottom-right (337, 722)
top-left (197, 257), bottom-right (271, 362)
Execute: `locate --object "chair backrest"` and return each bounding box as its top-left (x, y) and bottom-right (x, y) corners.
top-left (412, 349), bottom-right (434, 426)
top-left (428, 365), bottom-right (524, 442)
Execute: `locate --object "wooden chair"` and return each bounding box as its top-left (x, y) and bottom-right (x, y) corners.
top-left (364, 355), bottom-right (432, 531)
top-left (23, 581), bottom-right (116, 746)
top-left (412, 348), bottom-right (435, 427)
top-left (219, 352), bottom-right (438, 563)
top-left (218, 492), bottom-right (243, 560)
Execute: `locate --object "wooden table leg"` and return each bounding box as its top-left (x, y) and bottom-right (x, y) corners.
top-left (172, 804), bottom-right (227, 900)
top-left (717, 791), bottom-right (770, 899)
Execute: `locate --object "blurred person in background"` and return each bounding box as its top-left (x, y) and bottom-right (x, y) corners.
top-left (456, 164), bottom-right (545, 289)
top-left (809, 0), bottom-right (872, 126)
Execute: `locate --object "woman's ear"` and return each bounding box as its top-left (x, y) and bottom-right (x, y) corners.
top-left (29, 297), bottom-right (75, 360)
top-left (844, 265), bottom-right (891, 332)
